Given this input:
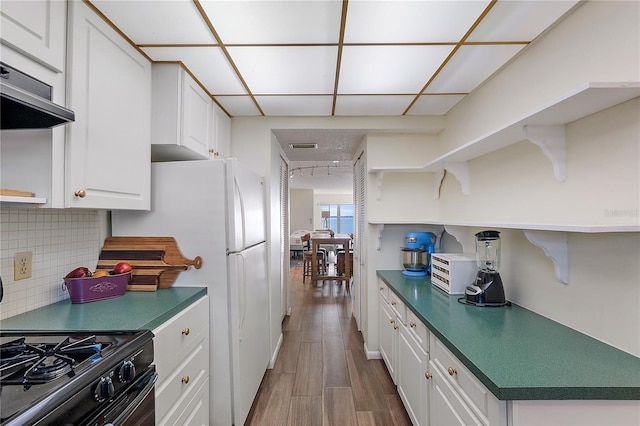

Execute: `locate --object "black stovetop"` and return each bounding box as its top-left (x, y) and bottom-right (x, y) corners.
top-left (0, 330), bottom-right (153, 425)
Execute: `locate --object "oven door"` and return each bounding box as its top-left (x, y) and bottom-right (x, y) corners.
top-left (83, 366), bottom-right (157, 426)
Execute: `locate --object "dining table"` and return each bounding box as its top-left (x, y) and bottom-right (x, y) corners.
top-left (310, 236), bottom-right (352, 288)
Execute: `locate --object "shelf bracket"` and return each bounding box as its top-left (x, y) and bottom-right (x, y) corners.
top-left (523, 125), bottom-right (567, 182)
top-left (444, 161), bottom-right (469, 195)
top-left (375, 224), bottom-right (385, 251)
top-left (523, 230), bottom-right (569, 284)
top-left (434, 169), bottom-right (445, 200)
top-left (443, 225), bottom-right (475, 254)
top-left (375, 171), bottom-right (384, 201)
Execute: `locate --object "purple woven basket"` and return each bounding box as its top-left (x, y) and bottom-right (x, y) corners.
top-left (64, 272), bottom-right (131, 304)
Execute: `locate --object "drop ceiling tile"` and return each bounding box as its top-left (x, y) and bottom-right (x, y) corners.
top-left (141, 46), bottom-right (246, 95)
top-left (334, 95), bottom-right (415, 116)
top-left (468, 1), bottom-right (581, 42)
top-left (407, 94), bottom-right (466, 115)
top-left (227, 46), bottom-right (338, 94)
top-left (91, 0), bottom-right (216, 44)
top-left (344, 0), bottom-right (492, 43)
top-left (215, 96), bottom-right (261, 117)
top-left (199, 0), bottom-right (343, 44)
top-left (338, 45), bottom-right (454, 94)
top-left (426, 44), bottom-right (526, 93)
top-left (255, 96), bottom-right (334, 116)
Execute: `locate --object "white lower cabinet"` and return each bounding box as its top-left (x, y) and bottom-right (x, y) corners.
top-left (378, 284), bottom-right (507, 426)
top-left (152, 296), bottom-right (210, 426)
top-left (429, 334), bottom-right (506, 426)
top-left (378, 284), bottom-right (398, 382)
top-left (397, 321), bottom-right (429, 426)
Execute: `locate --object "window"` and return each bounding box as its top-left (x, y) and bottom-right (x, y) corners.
top-left (320, 204), bottom-right (354, 235)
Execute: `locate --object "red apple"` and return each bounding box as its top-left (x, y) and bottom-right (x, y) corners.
top-left (65, 266), bottom-right (90, 279)
top-left (113, 262), bottom-right (132, 274)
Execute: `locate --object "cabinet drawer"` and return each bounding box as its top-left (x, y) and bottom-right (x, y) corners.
top-left (156, 333), bottom-right (209, 422)
top-left (389, 293), bottom-right (407, 325)
top-left (153, 296), bottom-right (209, 378)
top-left (378, 279), bottom-right (389, 301)
top-left (160, 377), bottom-right (209, 426)
top-left (430, 334), bottom-right (500, 424)
top-left (430, 360), bottom-right (483, 426)
top-left (407, 309), bottom-right (429, 352)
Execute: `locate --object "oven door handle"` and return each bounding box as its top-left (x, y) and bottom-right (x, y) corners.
top-left (107, 368), bottom-right (158, 425)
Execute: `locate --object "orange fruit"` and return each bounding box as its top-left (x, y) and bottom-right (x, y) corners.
top-left (92, 270), bottom-right (110, 278)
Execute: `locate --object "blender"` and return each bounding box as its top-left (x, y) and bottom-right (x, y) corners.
top-left (464, 230), bottom-right (509, 307)
top-left (401, 232), bottom-right (436, 277)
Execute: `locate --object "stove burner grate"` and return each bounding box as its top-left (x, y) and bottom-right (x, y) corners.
top-left (0, 335), bottom-right (105, 387)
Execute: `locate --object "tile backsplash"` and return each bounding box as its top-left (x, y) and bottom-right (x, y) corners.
top-left (0, 207), bottom-right (105, 320)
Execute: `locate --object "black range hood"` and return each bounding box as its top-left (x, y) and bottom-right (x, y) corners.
top-left (1, 62), bottom-right (75, 129)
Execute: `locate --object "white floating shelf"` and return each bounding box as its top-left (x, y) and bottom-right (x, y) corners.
top-left (368, 82), bottom-right (640, 176)
top-left (0, 195), bottom-right (47, 205)
top-left (367, 219), bottom-right (639, 233)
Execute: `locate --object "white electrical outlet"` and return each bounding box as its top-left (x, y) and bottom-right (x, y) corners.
top-left (14, 251), bottom-right (33, 280)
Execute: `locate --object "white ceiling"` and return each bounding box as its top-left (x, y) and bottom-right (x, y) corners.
top-left (89, 0), bottom-right (581, 191)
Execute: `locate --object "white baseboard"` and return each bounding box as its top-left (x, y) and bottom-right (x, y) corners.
top-left (364, 342), bottom-right (381, 360)
top-left (269, 332), bottom-right (283, 369)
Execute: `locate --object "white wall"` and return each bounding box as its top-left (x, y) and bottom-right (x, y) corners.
top-left (290, 189), bottom-right (313, 232)
top-left (313, 192), bottom-right (353, 232)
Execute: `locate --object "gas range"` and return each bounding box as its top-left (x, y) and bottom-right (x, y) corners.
top-left (0, 330), bottom-right (156, 425)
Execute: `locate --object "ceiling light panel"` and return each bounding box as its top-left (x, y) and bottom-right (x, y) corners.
top-left (91, 0), bottom-right (216, 44)
top-left (199, 0), bottom-right (343, 44)
top-left (407, 94), bottom-right (466, 115)
top-left (338, 45), bottom-right (454, 94)
top-left (141, 47), bottom-right (246, 95)
top-left (227, 46), bottom-right (338, 94)
top-left (214, 96), bottom-right (261, 117)
top-left (344, 0), bottom-right (492, 43)
top-left (255, 96), bottom-right (334, 116)
top-left (426, 45), bottom-right (526, 93)
top-left (334, 95), bottom-right (417, 116)
top-left (468, 1), bottom-right (581, 42)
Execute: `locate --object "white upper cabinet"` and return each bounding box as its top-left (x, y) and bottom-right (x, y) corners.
top-left (65, 0), bottom-right (151, 210)
top-left (151, 63), bottom-right (214, 161)
top-left (0, 0), bottom-right (67, 72)
top-left (212, 101), bottom-right (231, 159)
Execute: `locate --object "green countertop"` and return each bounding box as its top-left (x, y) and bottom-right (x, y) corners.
top-left (0, 287), bottom-right (207, 332)
top-left (377, 270), bottom-right (640, 401)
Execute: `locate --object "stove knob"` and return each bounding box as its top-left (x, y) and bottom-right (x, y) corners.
top-left (95, 376), bottom-right (115, 402)
top-left (119, 360), bottom-right (136, 383)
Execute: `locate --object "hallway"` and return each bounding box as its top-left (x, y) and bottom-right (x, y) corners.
top-left (245, 265), bottom-right (411, 425)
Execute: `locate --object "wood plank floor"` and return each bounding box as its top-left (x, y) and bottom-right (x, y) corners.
top-left (245, 264), bottom-right (412, 426)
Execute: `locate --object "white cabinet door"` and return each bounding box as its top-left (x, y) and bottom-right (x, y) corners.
top-left (397, 323), bottom-right (429, 426)
top-left (151, 63), bottom-right (213, 161)
top-left (66, 0), bottom-right (151, 210)
top-left (378, 295), bottom-right (397, 383)
top-left (0, 0), bottom-right (66, 72)
top-left (430, 361), bottom-right (483, 426)
top-left (211, 102), bottom-right (231, 159)
top-left (181, 72), bottom-right (212, 158)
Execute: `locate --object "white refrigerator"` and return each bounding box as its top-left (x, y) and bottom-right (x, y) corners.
top-left (111, 159), bottom-right (270, 426)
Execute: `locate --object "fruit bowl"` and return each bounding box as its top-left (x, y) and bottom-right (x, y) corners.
top-left (63, 272), bottom-right (131, 304)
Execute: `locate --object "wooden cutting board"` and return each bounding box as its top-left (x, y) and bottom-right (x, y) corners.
top-left (97, 237), bottom-right (202, 291)
top-left (0, 189), bottom-right (34, 197)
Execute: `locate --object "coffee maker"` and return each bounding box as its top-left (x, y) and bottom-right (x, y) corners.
top-left (401, 232), bottom-right (436, 277)
top-left (464, 230), bottom-right (509, 307)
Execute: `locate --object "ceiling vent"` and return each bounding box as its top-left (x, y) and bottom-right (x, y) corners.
top-left (289, 143), bottom-right (318, 149)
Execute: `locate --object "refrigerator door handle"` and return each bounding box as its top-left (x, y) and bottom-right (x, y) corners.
top-left (238, 252), bottom-right (247, 341)
top-left (234, 177), bottom-right (247, 248)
